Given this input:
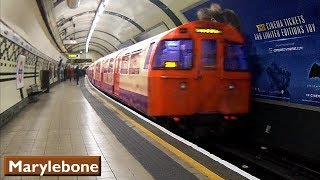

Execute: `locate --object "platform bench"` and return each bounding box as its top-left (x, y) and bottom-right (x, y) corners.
top-left (26, 84), bottom-right (45, 102)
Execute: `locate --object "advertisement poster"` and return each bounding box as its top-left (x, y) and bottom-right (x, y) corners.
top-left (16, 55), bottom-right (26, 89)
top-left (183, 0), bottom-right (320, 107)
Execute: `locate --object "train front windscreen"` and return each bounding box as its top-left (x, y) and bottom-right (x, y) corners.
top-left (224, 42), bottom-right (249, 71)
top-left (152, 40), bottom-right (193, 69)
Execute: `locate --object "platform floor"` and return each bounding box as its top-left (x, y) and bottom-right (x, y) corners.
top-left (0, 79), bottom-right (210, 180)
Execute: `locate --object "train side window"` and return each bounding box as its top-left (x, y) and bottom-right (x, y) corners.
top-left (129, 53), bottom-right (141, 74)
top-left (202, 40), bottom-right (217, 69)
top-left (103, 60), bottom-right (109, 73)
top-left (144, 43), bottom-right (155, 69)
top-left (95, 62), bottom-right (101, 79)
top-left (153, 40), bottom-right (193, 69)
top-left (224, 42), bottom-right (248, 71)
top-left (120, 56), bottom-right (129, 74)
top-left (108, 59), bottom-right (114, 73)
top-left (95, 62), bottom-right (100, 72)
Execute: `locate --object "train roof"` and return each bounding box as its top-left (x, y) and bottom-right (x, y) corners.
top-left (93, 29), bottom-right (173, 65)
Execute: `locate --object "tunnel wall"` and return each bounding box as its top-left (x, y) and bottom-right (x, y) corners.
top-left (0, 0), bottom-right (64, 126)
top-left (182, 0), bottom-right (320, 161)
top-left (0, 0), bottom-right (63, 60)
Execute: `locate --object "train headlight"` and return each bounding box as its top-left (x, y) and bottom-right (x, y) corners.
top-left (228, 84), bottom-right (235, 90)
top-left (180, 82), bottom-right (187, 90)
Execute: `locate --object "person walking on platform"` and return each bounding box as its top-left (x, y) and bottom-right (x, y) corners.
top-left (70, 68), bottom-right (75, 82)
top-left (75, 66), bottom-right (80, 85)
top-left (63, 68), bottom-right (67, 81)
top-left (71, 67), bottom-right (76, 81)
top-left (67, 67), bottom-right (72, 82)
top-left (78, 68), bottom-right (83, 79)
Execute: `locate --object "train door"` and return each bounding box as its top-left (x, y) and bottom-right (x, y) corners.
top-left (100, 60), bottom-right (106, 85)
top-left (93, 63), bottom-right (97, 84)
top-left (96, 62), bottom-right (101, 87)
top-left (107, 59), bottom-right (114, 93)
top-left (148, 39), bottom-right (194, 116)
top-left (219, 41), bottom-right (250, 114)
top-left (113, 58), bottom-right (121, 96)
top-left (197, 38), bottom-right (250, 115)
top-left (195, 39), bottom-right (222, 113)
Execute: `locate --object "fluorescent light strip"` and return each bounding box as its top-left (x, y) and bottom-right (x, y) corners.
top-left (85, 0), bottom-right (107, 53)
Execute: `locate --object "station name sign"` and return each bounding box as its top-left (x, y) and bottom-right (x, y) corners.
top-left (3, 156), bottom-right (101, 176)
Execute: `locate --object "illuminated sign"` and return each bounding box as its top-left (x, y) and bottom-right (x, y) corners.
top-left (165, 61), bottom-right (177, 68)
top-left (195, 28), bottom-right (222, 34)
top-left (68, 54), bottom-right (79, 59)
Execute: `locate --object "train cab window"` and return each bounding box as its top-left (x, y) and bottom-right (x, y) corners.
top-left (108, 59), bottom-right (114, 73)
top-left (224, 42), bottom-right (248, 71)
top-left (144, 43), bottom-right (155, 69)
top-left (120, 56), bottom-right (129, 74)
top-left (153, 40), bottom-right (193, 69)
top-left (129, 53), bottom-right (141, 74)
top-left (202, 40), bottom-right (217, 69)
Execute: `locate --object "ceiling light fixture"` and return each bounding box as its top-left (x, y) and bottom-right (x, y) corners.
top-left (85, 0), bottom-right (107, 53)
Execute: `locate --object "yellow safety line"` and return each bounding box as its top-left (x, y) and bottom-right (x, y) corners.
top-left (85, 82), bottom-right (224, 180)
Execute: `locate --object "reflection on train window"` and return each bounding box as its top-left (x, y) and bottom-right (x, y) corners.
top-left (130, 53), bottom-right (141, 74)
top-left (120, 56), bottom-right (129, 74)
top-left (144, 42), bottom-right (155, 69)
top-left (108, 59), bottom-right (114, 73)
top-left (224, 42), bottom-right (248, 71)
top-left (202, 40), bottom-right (217, 69)
top-left (153, 40), bottom-right (193, 69)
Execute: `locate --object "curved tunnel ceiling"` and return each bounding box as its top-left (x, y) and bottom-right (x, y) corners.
top-left (52, 0), bottom-right (199, 61)
top-left (66, 36), bottom-right (118, 50)
top-left (70, 44), bottom-right (109, 55)
top-left (69, 42), bottom-right (111, 53)
top-left (70, 48), bottom-right (104, 57)
top-left (71, 47), bottom-right (104, 56)
top-left (58, 11), bottom-right (145, 32)
top-left (65, 30), bottom-right (122, 43)
top-left (70, 46), bottom-right (106, 55)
